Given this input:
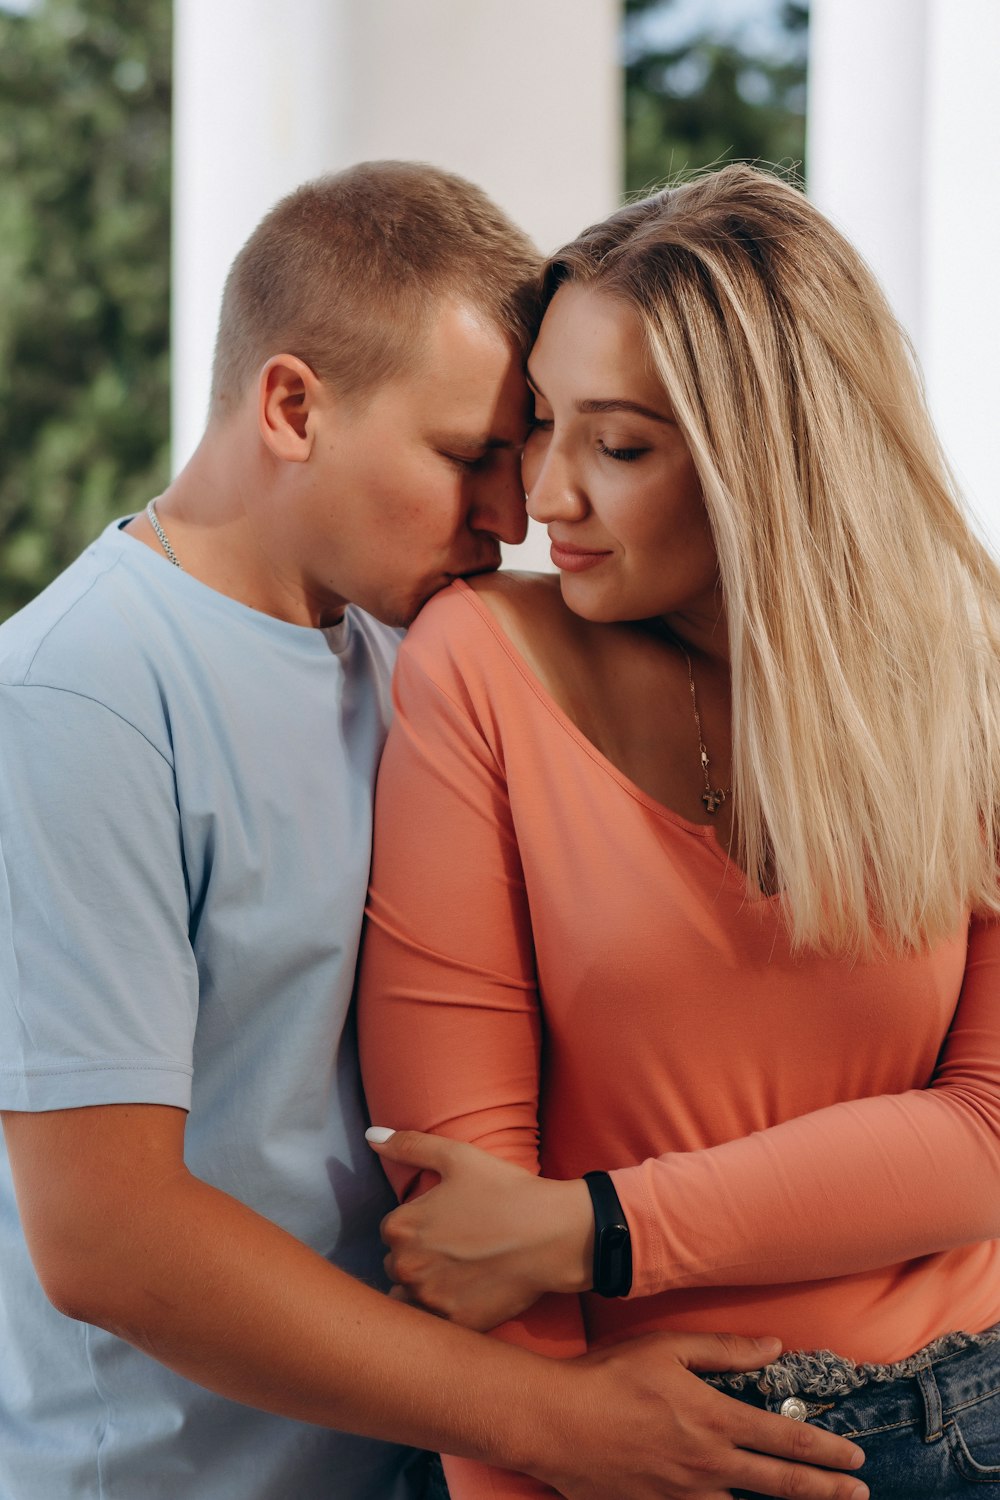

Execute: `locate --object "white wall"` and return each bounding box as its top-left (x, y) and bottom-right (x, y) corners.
top-left (172, 0), bottom-right (622, 570)
top-left (808, 0), bottom-right (1000, 551)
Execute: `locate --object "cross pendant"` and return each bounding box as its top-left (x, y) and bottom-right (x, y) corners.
top-left (702, 788), bottom-right (726, 814)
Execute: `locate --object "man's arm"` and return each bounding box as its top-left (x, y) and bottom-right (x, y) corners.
top-left (2, 1102), bottom-right (867, 1500)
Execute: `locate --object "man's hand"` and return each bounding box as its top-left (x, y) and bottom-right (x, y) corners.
top-left (367, 1126), bottom-right (592, 1328)
top-left (547, 1331), bottom-right (868, 1500)
top-left (5, 1107), bottom-right (868, 1499)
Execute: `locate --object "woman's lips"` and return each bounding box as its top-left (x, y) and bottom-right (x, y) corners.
top-left (549, 541), bottom-right (612, 573)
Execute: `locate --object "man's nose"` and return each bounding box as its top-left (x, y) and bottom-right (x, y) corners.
top-left (471, 467), bottom-right (529, 546)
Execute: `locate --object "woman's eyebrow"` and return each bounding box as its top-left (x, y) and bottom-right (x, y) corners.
top-left (576, 398), bottom-right (674, 424)
top-left (527, 368), bottom-right (674, 425)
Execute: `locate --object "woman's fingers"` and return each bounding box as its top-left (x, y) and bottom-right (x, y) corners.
top-left (371, 1137), bottom-right (590, 1326)
top-left (366, 1126), bottom-right (463, 1177)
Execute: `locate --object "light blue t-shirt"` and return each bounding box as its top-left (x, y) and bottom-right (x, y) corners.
top-left (0, 521), bottom-right (421, 1498)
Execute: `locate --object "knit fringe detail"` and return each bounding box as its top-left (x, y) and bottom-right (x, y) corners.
top-left (704, 1323), bottom-right (1000, 1400)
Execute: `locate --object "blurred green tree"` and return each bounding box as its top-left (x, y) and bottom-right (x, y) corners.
top-left (0, 0), bottom-right (170, 618)
top-left (625, 0), bottom-right (808, 192)
top-left (0, 0), bottom-right (809, 620)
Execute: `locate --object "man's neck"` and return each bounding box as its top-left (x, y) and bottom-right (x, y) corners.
top-left (124, 434), bottom-right (345, 628)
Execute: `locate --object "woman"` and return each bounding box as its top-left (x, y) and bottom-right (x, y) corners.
top-left (358, 166), bottom-right (1000, 1499)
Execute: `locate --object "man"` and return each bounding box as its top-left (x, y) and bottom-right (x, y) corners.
top-left (0, 162), bottom-right (866, 1500)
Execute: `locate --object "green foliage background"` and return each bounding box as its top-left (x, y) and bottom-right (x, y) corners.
top-left (0, 0), bottom-right (171, 618)
top-left (0, 0), bottom-right (807, 620)
top-left (625, 0), bottom-right (808, 193)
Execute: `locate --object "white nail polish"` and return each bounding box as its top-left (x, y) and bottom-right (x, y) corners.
top-left (366, 1126), bottom-right (395, 1144)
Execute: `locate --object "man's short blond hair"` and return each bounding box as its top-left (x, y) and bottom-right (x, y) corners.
top-left (210, 161), bottom-right (541, 413)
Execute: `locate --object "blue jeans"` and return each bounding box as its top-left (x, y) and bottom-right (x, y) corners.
top-left (422, 1329), bottom-right (1000, 1498)
top-left (421, 1452), bottom-right (451, 1500)
top-left (711, 1326), bottom-right (1000, 1498)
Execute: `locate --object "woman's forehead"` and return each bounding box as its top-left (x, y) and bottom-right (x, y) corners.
top-left (529, 284), bottom-right (667, 409)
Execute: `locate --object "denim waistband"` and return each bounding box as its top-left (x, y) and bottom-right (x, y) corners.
top-left (704, 1321), bottom-right (1000, 1401)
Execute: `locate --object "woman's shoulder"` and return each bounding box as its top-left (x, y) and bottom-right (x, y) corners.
top-left (463, 568), bottom-right (570, 632)
top-left (400, 571), bottom-right (600, 715)
top-left (464, 570), bottom-right (599, 654)
top-left (460, 570), bottom-right (605, 696)
top-left (406, 571), bottom-right (585, 657)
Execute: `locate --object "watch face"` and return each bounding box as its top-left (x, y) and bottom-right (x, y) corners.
top-left (585, 1172), bottom-right (632, 1296)
top-left (599, 1224), bottom-right (631, 1295)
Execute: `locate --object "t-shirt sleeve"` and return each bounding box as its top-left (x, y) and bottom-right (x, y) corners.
top-left (612, 913), bottom-right (1000, 1295)
top-left (358, 608), bottom-right (586, 1500)
top-left (0, 684), bottom-right (199, 1111)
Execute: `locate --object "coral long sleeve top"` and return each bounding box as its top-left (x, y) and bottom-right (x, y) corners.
top-left (359, 579), bottom-right (1000, 1498)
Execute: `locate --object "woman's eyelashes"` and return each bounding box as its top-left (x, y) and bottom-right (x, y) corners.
top-left (527, 414), bottom-right (648, 465)
top-left (597, 439), bottom-right (648, 463)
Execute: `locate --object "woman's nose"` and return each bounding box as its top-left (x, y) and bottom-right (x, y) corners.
top-left (523, 440), bottom-right (587, 525)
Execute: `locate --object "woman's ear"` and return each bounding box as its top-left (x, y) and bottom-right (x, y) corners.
top-left (257, 354), bottom-right (322, 461)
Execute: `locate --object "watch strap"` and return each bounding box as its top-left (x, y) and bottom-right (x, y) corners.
top-left (583, 1170), bottom-right (632, 1297)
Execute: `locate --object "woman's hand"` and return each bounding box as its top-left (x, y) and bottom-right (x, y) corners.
top-left (366, 1127), bottom-right (593, 1329)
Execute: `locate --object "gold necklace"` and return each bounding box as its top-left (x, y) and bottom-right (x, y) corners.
top-left (680, 647), bottom-right (731, 815)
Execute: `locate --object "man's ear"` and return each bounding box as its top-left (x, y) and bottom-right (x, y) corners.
top-left (257, 354), bottom-right (323, 461)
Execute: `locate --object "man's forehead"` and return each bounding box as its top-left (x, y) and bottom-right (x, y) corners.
top-left (416, 340), bottom-right (530, 449)
top-left (426, 424), bottom-right (526, 455)
top-left (417, 301), bottom-right (524, 382)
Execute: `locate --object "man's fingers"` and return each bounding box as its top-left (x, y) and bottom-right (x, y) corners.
top-left (365, 1126), bottom-right (457, 1175)
top-left (731, 1450), bottom-right (868, 1500)
top-left (714, 1394), bottom-right (868, 1499)
top-left (731, 1400), bottom-right (865, 1475)
top-left (681, 1329), bottom-right (783, 1372)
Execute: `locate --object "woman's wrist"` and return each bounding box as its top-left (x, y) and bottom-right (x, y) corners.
top-left (541, 1176), bottom-right (595, 1295)
top-left (583, 1170), bottom-right (633, 1296)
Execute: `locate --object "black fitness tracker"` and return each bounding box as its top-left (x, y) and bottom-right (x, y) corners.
top-left (583, 1170), bottom-right (632, 1297)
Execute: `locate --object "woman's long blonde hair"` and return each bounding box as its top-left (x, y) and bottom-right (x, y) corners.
top-left (545, 165), bottom-right (1000, 956)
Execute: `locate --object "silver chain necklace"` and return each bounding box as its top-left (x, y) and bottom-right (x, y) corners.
top-left (146, 498), bottom-right (183, 569)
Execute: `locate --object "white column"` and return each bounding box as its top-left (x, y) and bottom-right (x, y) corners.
top-left (921, 3), bottom-right (1000, 548)
top-left (172, 2), bottom-right (353, 469)
top-left (173, 0), bottom-right (622, 570)
top-left (807, 0), bottom-right (1000, 550)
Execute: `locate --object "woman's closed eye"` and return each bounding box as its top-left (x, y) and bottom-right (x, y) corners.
top-left (597, 438), bottom-right (648, 463)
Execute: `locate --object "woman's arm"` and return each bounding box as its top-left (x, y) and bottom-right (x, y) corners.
top-left (613, 910), bottom-right (1000, 1295)
top-left (368, 900), bottom-right (1000, 1309)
